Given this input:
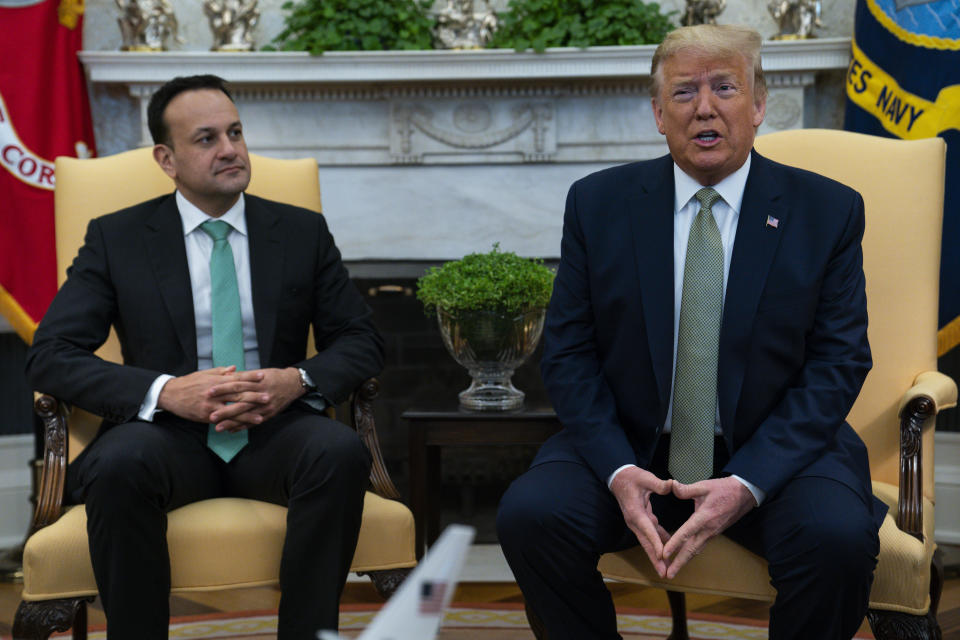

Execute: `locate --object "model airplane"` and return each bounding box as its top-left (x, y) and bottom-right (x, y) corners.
top-left (317, 524), bottom-right (476, 640)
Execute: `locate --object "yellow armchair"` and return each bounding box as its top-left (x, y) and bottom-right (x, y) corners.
top-left (597, 129), bottom-right (957, 640)
top-left (13, 148), bottom-right (416, 639)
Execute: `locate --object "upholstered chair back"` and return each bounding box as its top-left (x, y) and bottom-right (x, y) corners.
top-left (754, 129), bottom-right (945, 500)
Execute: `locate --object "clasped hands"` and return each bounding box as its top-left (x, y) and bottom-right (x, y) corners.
top-left (609, 466), bottom-right (755, 579)
top-left (157, 365), bottom-right (305, 432)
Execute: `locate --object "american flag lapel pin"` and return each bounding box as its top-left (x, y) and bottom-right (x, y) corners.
top-left (766, 215), bottom-right (779, 229)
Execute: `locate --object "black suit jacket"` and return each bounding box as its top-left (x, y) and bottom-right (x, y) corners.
top-left (26, 193), bottom-right (383, 427)
top-left (537, 151), bottom-right (882, 516)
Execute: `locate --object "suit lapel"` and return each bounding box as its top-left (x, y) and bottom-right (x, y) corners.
top-left (245, 195), bottom-right (284, 368)
top-left (718, 151), bottom-right (788, 445)
top-left (629, 156), bottom-right (676, 421)
top-left (144, 195), bottom-right (197, 365)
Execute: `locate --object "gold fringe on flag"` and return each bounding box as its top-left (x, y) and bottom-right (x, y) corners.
top-left (0, 284), bottom-right (37, 344)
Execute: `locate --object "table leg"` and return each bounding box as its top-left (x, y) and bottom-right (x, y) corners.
top-left (426, 445), bottom-right (442, 548)
top-left (408, 421), bottom-right (427, 560)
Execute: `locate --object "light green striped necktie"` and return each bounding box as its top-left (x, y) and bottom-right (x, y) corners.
top-left (669, 187), bottom-right (723, 484)
top-left (201, 219), bottom-right (248, 462)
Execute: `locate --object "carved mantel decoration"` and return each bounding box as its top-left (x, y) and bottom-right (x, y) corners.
top-left (433, 0), bottom-right (498, 49)
top-left (115, 0), bottom-right (182, 51)
top-left (79, 40), bottom-right (851, 262)
top-left (769, 0), bottom-right (823, 39)
top-left (203, 0), bottom-right (259, 52)
top-left (390, 100), bottom-right (555, 163)
top-left (680, 0), bottom-right (726, 26)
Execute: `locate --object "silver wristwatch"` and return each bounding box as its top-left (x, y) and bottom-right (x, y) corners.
top-left (297, 367), bottom-right (316, 392)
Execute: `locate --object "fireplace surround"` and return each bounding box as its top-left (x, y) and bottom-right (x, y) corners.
top-left (80, 40), bottom-right (851, 264)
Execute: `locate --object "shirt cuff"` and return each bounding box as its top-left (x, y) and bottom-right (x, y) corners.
top-left (297, 392), bottom-right (329, 414)
top-left (138, 374), bottom-right (174, 422)
top-left (731, 474), bottom-right (765, 506)
top-left (607, 463), bottom-right (638, 489)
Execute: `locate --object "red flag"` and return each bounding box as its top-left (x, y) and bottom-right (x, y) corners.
top-left (0, 0), bottom-right (96, 343)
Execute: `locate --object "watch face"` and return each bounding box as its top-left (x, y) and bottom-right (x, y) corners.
top-left (298, 368), bottom-right (314, 391)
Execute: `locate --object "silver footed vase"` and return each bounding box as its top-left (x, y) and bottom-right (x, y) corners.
top-left (437, 307), bottom-right (546, 411)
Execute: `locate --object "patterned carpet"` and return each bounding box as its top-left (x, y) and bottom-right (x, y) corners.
top-left (46, 604), bottom-right (874, 639)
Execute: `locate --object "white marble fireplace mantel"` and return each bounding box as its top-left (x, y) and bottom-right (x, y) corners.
top-left (80, 39), bottom-right (851, 84)
top-left (80, 39), bottom-right (851, 260)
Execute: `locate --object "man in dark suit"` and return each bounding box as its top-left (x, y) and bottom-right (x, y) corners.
top-left (497, 25), bottom-right (885, 640)
top-left (26, 75), bottom-right (382, 639)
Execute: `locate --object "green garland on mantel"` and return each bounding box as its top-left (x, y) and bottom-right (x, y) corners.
top-left (265, 0), bottom-right (437, 53)
top-left (491, 0), bottom-right (676, 52)
top-left (265, 0), bottom-right (676, 54)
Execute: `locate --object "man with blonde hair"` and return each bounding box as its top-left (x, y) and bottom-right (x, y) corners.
top-left (498, 24), bottom-right (885, 640)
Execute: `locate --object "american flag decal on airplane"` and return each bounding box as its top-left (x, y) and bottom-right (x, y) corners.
top-left (419, 581), bottom-right (447, 614)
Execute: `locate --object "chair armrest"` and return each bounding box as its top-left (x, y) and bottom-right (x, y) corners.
top-left (30, 394), bottom-right (71, 535)
top-left (31, 381), bottom-right (400, 533)
top-left (896, 371), bottom-right (958, 540)
top-left (350, 378), bottom-right (401, 500)
top-left (898, 370), bottom-right (958, 415)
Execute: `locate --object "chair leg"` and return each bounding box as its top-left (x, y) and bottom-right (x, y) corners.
top-left (866, 609), bottom-right (941, 640)
top-left (666, 590), bottom-right (691, 640)
top-left (930, 547), bottom-right (944, 618)
top-left (362, 568), bottom-right (413, 600)
top-left (866, 551), bottom-right (944, 640)
top-left (74, 597), bottom-right (88, 640)
top-left (12, 597), bottom-right (93, 640)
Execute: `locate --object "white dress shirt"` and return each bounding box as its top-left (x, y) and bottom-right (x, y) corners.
top-left (137, 192), bottom-right (260, 420)
top-left (608, 157), bottom-right (765, 505)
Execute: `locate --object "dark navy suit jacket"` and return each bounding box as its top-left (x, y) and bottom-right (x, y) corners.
top-left (537, 150), bottom-right (883, 519)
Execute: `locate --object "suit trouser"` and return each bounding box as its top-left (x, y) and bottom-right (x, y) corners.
top-left (66, 408), bottom-right (371, 640)
top-left (497, 437), bottom-right (880, 640)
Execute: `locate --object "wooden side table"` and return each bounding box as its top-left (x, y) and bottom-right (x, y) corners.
top-left (404, 405), bottom-right (561, 558)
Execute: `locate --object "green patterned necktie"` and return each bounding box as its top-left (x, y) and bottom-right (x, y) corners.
top-left (669, 187), bottom-right (723, 484)
top-left (201, 220), bottom-right (248, 462)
